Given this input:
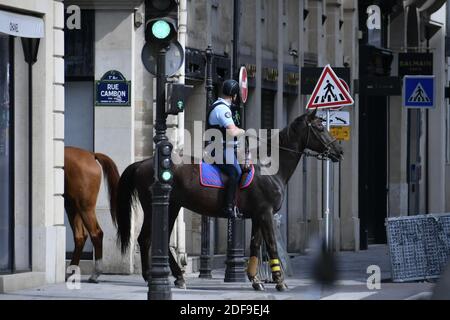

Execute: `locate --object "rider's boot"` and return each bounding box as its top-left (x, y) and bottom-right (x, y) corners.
top-left (223, 176), bottom-right (239, 219)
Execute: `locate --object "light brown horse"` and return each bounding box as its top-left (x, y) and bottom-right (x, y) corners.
top-left (64, 146), bottom-right (119, 283)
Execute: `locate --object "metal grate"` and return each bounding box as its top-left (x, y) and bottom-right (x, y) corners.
top-left (386, 214), bottom-right (450, 282)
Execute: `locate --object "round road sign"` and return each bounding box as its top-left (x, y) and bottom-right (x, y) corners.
top-left (239, 66), bottom-right (248, 104)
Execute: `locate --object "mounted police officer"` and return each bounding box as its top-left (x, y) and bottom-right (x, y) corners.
top-left (207, 79), bottom-right (245, 219)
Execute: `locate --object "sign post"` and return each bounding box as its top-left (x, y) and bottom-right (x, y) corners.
top-left (306, 65), bottom-right (354, 252)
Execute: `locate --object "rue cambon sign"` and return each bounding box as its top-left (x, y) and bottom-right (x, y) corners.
top-left (95, 70), bottom-right (131, 106)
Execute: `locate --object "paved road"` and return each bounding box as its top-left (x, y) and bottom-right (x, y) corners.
top-left (0, 245), bottom-right (436, 300)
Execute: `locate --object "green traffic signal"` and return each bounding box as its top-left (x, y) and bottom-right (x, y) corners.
top-left (152, 20), bottom-right (171, 39)
top-left (161, 170), bottom-right (173, 182)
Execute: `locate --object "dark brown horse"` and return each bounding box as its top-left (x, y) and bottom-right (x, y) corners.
top-left (64, 147), bottom-right (120, 283)
top-left (115, 110), bottom-right (343, 291)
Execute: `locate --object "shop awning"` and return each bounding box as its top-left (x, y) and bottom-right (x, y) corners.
top-left (0, 9), bottom-right (44, 38)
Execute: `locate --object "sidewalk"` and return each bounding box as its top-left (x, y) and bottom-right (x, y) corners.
top-left (0, 245), bottom-right (435, 300)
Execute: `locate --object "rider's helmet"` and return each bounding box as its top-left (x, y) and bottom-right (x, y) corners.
top-left (222, 79), bottom-right (240, 98)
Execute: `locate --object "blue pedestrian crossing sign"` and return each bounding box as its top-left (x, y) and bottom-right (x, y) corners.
top-left (403, 75), bottom-right (435, 109)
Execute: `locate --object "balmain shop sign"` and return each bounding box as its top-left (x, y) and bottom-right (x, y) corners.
top-left (398, 53), bottom-right (433, 78)
top-left (95, 70), bottom-right (131, 107)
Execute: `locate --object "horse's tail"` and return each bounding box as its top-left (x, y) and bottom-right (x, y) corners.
top-left (95, 152), bottom-right (120, 226)
top-left (116, 161), bottom-right (141, 254)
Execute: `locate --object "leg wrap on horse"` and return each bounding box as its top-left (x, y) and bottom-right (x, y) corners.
top-left (247, 256), bottom-right (258, 278)
top-left (270, 259), bottom-right (282, 273)
top-left (88, 259), bottom-right (103, 283)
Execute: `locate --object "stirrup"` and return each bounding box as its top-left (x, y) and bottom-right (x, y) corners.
top-left (232, 206), bottom-right (244, 220)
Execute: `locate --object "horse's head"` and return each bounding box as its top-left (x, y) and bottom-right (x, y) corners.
top-left (290, 109), bottom-right (344, 162)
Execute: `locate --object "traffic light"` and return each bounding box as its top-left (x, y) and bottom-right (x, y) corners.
top-left (165, 83), bottom-right (185, 114)
top-left (155, 140), bottom-right (173, 183)
top-left (145, 0), bottom-right (178, 47)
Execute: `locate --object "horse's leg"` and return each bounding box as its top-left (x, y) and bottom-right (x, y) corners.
top-left (79, 207), bottom-right (104, 283)
top-left (67, 207), bottom-right (88, 268)
top-left (260, 212), bottom-right (288, 292)
top-left (168, 204), bottom-right (185, 289)
top-left (138, 195), bottom-right (152, 282)
top-left (248, 219), bottom-right (265, 291)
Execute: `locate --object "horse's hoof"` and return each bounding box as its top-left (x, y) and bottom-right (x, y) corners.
top-left (276, 282), bottom-right (288, 292)
top-left (275, 282), bottom-right (288, 292)
top-left (174, 279), bottom-right (186, 289)
top-left (252, 282), bottom-right (265, 291)
top-left (88, 271), bottom-right (101, 283)
top-left (88, 277), bottom-right (99, 284)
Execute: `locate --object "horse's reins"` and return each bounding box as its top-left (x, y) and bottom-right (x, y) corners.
top-left (250, 119), bottom-right (336, 161)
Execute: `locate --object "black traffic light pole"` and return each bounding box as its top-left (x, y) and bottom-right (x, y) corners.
top-left (199, 45), bottom-right (215, 279)
top-left (225, 0), bottom-right (247, 283)
top-left (148, 46), bottom-right (172, 300)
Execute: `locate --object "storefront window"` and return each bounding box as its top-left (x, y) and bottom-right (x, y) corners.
top-left (0, 34), bottom-right (13, 273)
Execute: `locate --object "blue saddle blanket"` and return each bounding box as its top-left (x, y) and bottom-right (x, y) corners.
top-left (199, 162), bottom-right (255, 189)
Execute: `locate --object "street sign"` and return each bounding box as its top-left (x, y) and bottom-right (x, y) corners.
top-left (301, 67), bottom-right (350, 94)
top-left (239, 66), bottom-right (248, 104)
top-left (398, 53), bottom-right (433, 78)
top-left (317, 110), bottom-right (350, 127)
top-left (306, 65), bottom-right (354, 110)
top-left (95, 70), bottom-right (131, 106)
top-left (330, 126), bottom-right (351, 141)
top-left (141, 41), bottom-right (184, 77)
top-left (403, 75), bottom-right (435, 109)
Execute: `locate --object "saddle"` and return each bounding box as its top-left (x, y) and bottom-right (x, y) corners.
top-left (199, 161), bottom-right (255, 189)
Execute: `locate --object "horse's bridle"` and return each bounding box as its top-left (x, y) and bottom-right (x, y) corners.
top-left (302, 119), bottom-right (337, 160)
top-left (278, 118), bottom-right (337, 160)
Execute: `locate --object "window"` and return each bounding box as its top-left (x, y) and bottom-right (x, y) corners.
top-left (261, 90), bottom-right (275, 130)
top-left (65, 10), bottom-right (95, 79)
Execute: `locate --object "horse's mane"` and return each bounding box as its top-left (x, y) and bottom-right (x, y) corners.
top-left (278, 113), bottom-right (307, 147)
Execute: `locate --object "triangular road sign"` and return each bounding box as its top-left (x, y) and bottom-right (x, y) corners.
top-left (408, 83), bottom-right (431, 103)
top-left (306, 65), bottom-right (354, 109)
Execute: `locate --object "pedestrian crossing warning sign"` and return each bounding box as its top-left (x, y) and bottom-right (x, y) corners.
top-left (403, 75), bottom-right (435, 109)
top-left (408, 83), bottom-right (430, 103)
top-left (306, 64), bottom-right (354, 110)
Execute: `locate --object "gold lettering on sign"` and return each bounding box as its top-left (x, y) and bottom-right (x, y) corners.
top-left (287, 73), bottom-right (299, 86)
top-left (264, 68), bottom-right (278, 82)
top-left (246, 64), bottom-right (257, 78)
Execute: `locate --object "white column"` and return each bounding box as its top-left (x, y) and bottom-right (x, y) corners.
top-left (94, 10), bottom-right (135, 274)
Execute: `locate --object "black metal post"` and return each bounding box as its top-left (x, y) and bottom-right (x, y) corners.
top-left (148, 46), bottom-right (172, 300)
top-left (224, 0), bottom-right (246, 283)
top-left (199, 45), bottom-right (215, 279)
